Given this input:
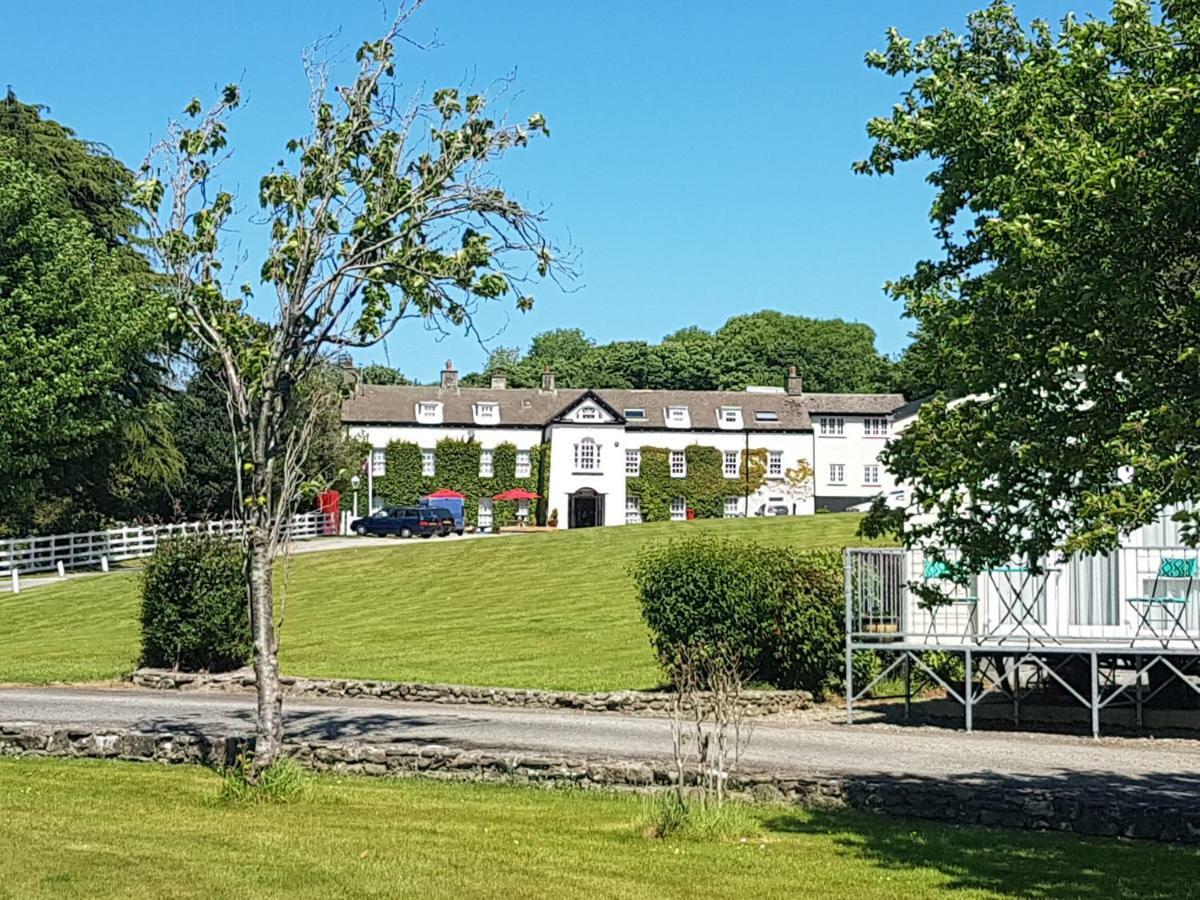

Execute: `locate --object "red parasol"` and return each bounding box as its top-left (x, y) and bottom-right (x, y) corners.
top-left (492, 488), bottom-right (541, 501)
top-left (424, 488), bottom-right (466, 500)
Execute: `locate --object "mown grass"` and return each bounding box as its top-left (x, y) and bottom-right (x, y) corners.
top-left (1, 757), bottom-right (1193, 899)
top-left (0, 514), bottom-right (879, 690)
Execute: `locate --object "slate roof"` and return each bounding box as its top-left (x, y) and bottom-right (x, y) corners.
top-left (341, 385), bottom-right (586, 427)
top-left (801, 392), bottom-right (908, 415)
top-left (593, 389), bottom-right (812, 432)
top-left (342, 383), bottom-right (911, 431)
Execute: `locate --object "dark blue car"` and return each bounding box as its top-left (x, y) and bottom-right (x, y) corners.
top-left (350, 506), bottom-right (453, 539)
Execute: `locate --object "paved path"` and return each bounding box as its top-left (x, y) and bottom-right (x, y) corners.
top-left (4, 686), bottom-right (1200, 799)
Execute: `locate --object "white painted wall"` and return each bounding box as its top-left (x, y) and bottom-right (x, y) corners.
top-left (811, 415), bottom-right (895, 503)
top-left (545, 422), bottom-right (627, 528)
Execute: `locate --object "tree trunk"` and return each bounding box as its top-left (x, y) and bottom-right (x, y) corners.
top-left (248, 528), bottom-right (283, 774)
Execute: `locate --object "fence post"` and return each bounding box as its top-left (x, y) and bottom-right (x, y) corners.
top-left (844, 549), bottom-right (854, 725)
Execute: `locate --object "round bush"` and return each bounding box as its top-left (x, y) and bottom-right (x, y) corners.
top-left (140, 534), bottom-right (250, 672)
top-left (632, 538), bottom-right (850, 695)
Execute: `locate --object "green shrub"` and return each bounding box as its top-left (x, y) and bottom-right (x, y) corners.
top-left (764, 548), bottom-right (846, 696)
top-left (632, 538), bottom-right (850, 694)
top-left (631, 536), bottom-right (801, 680)
top-left (139, 534), bottom-right (250, 672)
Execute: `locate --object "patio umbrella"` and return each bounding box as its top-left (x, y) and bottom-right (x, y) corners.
top-left (424, 488), bottom-right (466, 500)
top-left (492, 488), bottom-right (541, 501)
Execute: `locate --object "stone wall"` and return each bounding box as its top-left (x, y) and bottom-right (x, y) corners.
top-left (128, 668), bottom-right (812, 718)
top-left (5, 723), bottom-right (1199, 844)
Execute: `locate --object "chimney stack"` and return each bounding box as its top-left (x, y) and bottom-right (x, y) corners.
top-left (440, 359), bottom-right (459, 391)
top-left (490, 370), bottom-right (507, 390)
top-left (786, 365), bottom-right (803, 396)
top-left (540, 366), bottom-right (555, 392)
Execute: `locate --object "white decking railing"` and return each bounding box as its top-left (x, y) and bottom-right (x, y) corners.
top-left (0, 512), bottom-right (337, 578)
top-left (845, 546), bottom-right (1200, 651)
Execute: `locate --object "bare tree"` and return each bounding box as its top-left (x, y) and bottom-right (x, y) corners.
top-left (135, 1), bottom-right (568, 775)
top-left (667, 646), bottom-right (755, 810)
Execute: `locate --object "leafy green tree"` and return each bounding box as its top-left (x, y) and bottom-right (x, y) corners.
top-left (0, 96), bottom-right (179, 533)
top-left (0, 151), bottom-right (168, 535)
top-left (138, 7), bottom-right (564, 773)
top-left (359, 364), bottom-right (412, 385)
top-left (582, 339), bottom-right (665, 389)
top-left (172, 357), bottom-right (237, 517)
top-left (0, 89), bottom-right (141, 245)
top-left (654, 326), bottom-right (720, 390)
top-left (857, 2), bottom-right (1200, 569)
top-left (715, 311), bottom-right (893, 392)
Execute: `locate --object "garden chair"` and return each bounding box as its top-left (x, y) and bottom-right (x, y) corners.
top-left (1129, 557), bottom-right (1198, 649)
top-left (921, 559), bottom-right (979, 644)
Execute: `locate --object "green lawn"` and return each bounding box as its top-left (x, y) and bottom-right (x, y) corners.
top-left (0, 514), bottom-right (876, 690)
top-left (0, 758), bottom-right (1192, 899)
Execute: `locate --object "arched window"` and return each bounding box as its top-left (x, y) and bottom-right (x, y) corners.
top-left (574, 437), bottom-right (599, 471)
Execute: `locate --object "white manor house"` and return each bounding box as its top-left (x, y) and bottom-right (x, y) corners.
top-left (342, 360), bottom-right (918, 529)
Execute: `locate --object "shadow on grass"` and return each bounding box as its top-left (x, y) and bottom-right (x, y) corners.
top-left (762, 805), bottom-right (1199, 899)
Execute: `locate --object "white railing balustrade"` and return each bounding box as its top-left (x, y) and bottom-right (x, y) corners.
top-left (845, 545), bottom-right (1200, 650)
top-left (0, 512), bottom-right (337, 579)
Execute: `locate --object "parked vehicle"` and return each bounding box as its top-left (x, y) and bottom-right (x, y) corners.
top-left (754, 503), bottom-right (791, 517)
top-left (350, 507), bottom-right (444, 538)
top-left (420, 496), bottom-right (464, 535)
top-left (846, 489), bottom-right (906, 514)
top-left (422, 505), bottom-right (457, 537)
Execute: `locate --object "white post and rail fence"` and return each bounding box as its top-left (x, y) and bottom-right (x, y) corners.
top-left (1, 511), bottom-right (339, 593)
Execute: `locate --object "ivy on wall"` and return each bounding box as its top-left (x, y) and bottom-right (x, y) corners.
top-left (375, 437), bottom-right (549, 527)
top-left (626, 445), bottom-right (770, 522)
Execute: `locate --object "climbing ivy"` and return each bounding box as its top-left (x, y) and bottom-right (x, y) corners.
top-left (626, 445), bottom-right (768, 522)
top-left (375, 437), bottom-right (548, 527)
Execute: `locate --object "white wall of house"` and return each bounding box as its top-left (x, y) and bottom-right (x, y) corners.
top-left (811, 414), bottom-right (896, 504)
top-left (545, 422), bottom-right (627, 528)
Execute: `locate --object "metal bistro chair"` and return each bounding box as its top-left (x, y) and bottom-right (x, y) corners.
top-left (1129, 556), bottom-right (1199, 649)
top-left (922, 559), bottom-right (979, 644)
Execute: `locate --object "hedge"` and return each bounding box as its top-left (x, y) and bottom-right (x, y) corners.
top-left (374, 437), bottom-right (549, 526)
top-left (631, 536), bottom-right (852, 696)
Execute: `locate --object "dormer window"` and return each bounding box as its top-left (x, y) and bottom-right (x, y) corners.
top-left (718, 406), bottom-right (743, 429)
top-left (665, 406), bottom-right (690, 428)
top-left (416, 401), bottom-right (443, 424)
top-left (473, 402), bottom-right (500, 425)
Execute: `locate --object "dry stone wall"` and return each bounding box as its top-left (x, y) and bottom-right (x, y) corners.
top-left (5, 723), bottom-right (1199, 844)
top-left (129, 668), bottom-right (813, 717)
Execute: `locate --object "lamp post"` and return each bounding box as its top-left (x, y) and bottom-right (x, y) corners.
top-left (350, 475), bottom-right (361, 519)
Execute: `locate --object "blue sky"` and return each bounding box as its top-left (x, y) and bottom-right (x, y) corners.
top-left (3, 1), bottom-right (1107, 380)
